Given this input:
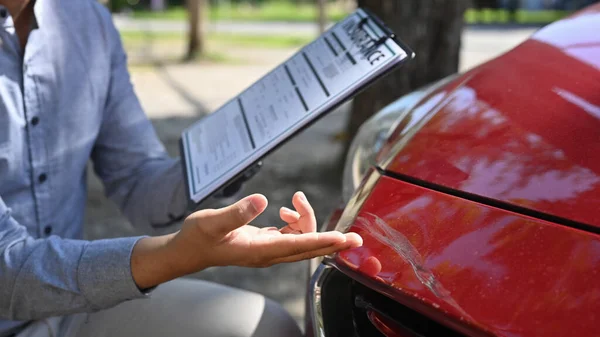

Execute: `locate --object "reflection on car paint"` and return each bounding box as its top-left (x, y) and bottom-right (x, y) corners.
top-left (553, 87), bottom-right (600, 119)
top-left (377, 73), bottom-right (474, 169)
top-left (366, 310), bottom-right (408, 337)
top-left (532, 11), bottom-right (600, 70)
top-left (382, 36), bottom-right (600, 228)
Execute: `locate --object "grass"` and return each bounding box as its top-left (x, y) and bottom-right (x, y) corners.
top-left (120, 30), bottom-right (182, 42)
top-left (130, 3), bottom-right (570, 25)
top-left (130, 6), bottom-right (188, 20)
top-left (131, 2), bottom-right (347, 22)
top-left (120, 31), bottom-right (313, 49)
top-left (464, 8), bottom-right (569, 24)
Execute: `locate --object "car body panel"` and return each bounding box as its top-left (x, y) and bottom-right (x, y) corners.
top-left (309, 4), bottom-right (600, 337)
top-left (333, 174), bottom-right (600, 337)
top-left (380, 6), bottom-right (600, 229)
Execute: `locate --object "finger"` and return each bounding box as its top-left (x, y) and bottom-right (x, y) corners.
top-left (270, 233), bottom-right (363, 264)
top-left (193, 194), bottom-right (268, 237)
top-left (279, 207), bottom-right (300, 224)
top-left (343, 232), bottom-right (363, 247)
top-left (361, 256), bottom-right (382, 277)
top-left (254, 231), bottom-right (344, 260)
top-left (254, 231), bottom-right (360, 261)
top-left (291, 192), bottom-right (316, 233)
top-left (279, 205), bottom-right (302, 234)
top-left (292, 192), bottom-right (314, 219)
top-left (270, 243), bottom-right (350, 264)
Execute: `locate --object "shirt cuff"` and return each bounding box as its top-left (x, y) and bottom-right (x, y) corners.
top-left (77, 236), bottom-right (150, 309)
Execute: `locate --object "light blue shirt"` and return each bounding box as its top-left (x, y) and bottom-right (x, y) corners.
top-left (0, 0), bottom-right (188, 334)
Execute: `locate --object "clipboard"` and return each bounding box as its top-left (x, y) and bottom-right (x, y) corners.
top-left (180, 8), bottom-right (415, 205)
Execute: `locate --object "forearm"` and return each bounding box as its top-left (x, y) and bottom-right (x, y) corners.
top-left (102, 159), bottom-right (189, 231)
top-left (0, 215), bottom-right (147, 320)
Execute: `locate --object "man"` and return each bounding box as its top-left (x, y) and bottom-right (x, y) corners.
top-left (0, 0), bottom-right (363, 336)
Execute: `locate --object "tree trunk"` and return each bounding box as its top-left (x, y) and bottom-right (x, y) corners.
top-left (344, 0), bottom-right (469, 150)
top-left (345, 0), bottom-right (357, 12)
top-left (317, 0), bottom-right (327, 34)
top-left (186, 0), bottom-right (206, 61)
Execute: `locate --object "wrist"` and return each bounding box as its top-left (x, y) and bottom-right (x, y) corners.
top-left (161, 229), bottom-right (212, 276)
top-left (131, 234), bottom-right (180, 289)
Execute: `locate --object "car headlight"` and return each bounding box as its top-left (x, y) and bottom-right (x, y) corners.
top-left (341, 75), bottom-right (458, 203)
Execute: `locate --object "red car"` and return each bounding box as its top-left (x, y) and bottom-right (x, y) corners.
top-left (306, 4), bottom-right (600, 337)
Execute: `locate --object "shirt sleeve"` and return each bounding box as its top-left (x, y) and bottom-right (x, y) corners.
top-left (0, 197), bottom-right (147, 320)
top-left (90, 4), bottom-right (189, 231)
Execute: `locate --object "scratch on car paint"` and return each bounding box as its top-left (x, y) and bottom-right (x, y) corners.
top-left (354, 212), bottom-right (474, 320)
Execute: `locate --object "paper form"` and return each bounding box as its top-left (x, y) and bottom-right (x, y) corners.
top-left (182, 8), bottom-right (412, 203)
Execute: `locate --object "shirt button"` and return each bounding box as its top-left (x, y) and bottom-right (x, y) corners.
top-left (43, 225), bottom-right (53, 236)
top-left (31, 116), bottom-right (39, 126)
top-left (38, 173), bottom-right (47, 183)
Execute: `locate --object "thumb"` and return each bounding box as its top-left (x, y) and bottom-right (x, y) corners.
top-left (191, 194), bottom-right (268, 237)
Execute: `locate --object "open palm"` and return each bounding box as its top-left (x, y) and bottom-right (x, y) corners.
top-left (172, 192), bottom-right (362, 271)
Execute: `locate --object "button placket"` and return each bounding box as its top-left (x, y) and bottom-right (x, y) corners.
top-left (22, 56), bottom-right (50, 237)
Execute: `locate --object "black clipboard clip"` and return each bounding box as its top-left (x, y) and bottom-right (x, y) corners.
top-left (358, 7), bottom-right (415, 60)
top-left (357, 17), bottom-right (391, 47)
top-left (213, 160), bottom-right (263, 198)
top-left (359, 8), bottom-right (397, 41)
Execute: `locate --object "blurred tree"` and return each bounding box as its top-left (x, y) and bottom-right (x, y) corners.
top-left (344, 0), bottom-right (469, 152)
top-left (150, 0), bottom-right (166, 11)
top-left (317, 0), bottom-right (327, 33)
top-left (186, 0), bottom-right (206, 60)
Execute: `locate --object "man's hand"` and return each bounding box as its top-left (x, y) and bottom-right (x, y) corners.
top-left (131, 192), bottom-right (362, 289)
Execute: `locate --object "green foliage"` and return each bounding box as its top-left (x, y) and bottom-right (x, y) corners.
top-left (110, 0), bottom-right (134, 12)
top-left (120, 30), bottom-right (313, 49)
top-left (128, 1), bottom-right (571, 25)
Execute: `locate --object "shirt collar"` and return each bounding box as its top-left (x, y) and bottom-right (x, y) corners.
top-left (0, 1), bottom-right (41, 30)
top-left (0, 5), bottom-right (14, 30)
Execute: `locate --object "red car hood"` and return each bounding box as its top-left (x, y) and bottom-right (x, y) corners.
top-left (378, 5), bottom-right (600, 230)
top-left (334, 171), bottom-right (600, 337)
